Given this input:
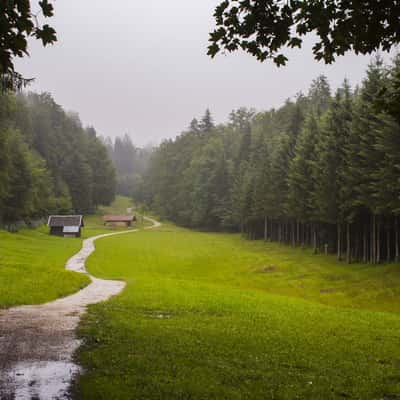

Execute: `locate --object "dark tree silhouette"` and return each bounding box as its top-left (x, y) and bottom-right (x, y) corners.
top-left (208, 1), bottom-right (400, 66)
top-left (0, 0), bottom-right (56, 91)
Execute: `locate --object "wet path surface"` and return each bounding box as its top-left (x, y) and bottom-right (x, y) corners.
top-left (0, 218), bottom-right (160, 399)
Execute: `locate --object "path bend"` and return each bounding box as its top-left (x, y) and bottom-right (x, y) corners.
top-left (0, 216), bottom-right (160, 399)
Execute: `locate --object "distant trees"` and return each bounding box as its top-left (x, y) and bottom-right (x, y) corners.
top-left (104, 134), bottom-right (152, 202)
top-left (199, 109), bottom-right (215, 134)
top-left (141, 57), bottom-right (400, 264)
top-left (0, 91), bottom-right (116, 229)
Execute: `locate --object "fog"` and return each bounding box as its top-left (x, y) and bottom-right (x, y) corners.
top-left (15, 0), bottom-right (388, 146)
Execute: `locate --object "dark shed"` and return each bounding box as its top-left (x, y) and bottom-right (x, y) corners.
top-left (47, 215), bottom-right (84, 238)
top-left (103, 215), bottom-right (135, 227)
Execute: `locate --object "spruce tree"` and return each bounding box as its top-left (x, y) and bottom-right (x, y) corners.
top-left (199, 109), bottom-right (215, 134)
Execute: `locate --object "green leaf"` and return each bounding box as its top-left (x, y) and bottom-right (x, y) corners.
top-left (35, 25), bottom-right (57, 45)
top-left (39, 0), bottom-right (54, 17)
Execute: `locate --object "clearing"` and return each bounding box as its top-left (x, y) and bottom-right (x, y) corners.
top-left (72, 223), bottom-right (400, 399)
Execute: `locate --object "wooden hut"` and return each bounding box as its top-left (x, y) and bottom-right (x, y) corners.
top-left (47, 215), bottom-right (84, 238)
top-left (103, 215), bottom-right (135, 227)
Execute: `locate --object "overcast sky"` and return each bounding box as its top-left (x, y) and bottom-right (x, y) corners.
top-left (15, 0), bottom-right (389, 146)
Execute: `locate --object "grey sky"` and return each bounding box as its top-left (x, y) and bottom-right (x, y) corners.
top-left (16, 0), bottom-right (387, 146)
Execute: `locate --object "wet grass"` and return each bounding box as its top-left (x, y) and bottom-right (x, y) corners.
top-left (0, 227), bottom-right (88, 308)
top-left (74, 224), bottom-right (400, 399)
top-left (0, 196), bottom-right (139, 308)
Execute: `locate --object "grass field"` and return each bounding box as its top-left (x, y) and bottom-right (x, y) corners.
top-left (74, 223), bottom-right (400, 399)
top-left (0, 196), bottom-right (138, 308)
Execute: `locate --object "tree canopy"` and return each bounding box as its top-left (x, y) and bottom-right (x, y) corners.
top-left (137, 56), bottom-right (400, 264)
top-left (0, 90), bottom-right (116, 229)
top-left (208, 1), bottom-right (400, 66)
top-left (0, 0), bottom-right (57, 91)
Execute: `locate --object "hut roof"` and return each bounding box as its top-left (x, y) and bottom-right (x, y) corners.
top-left (103, 215), bottom-right (134, 222)
top-left (48, 215), bottom-right (84, 227)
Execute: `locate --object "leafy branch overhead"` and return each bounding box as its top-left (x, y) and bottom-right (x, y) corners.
top-left (0, 0), bottom-right (57, 91)
top-left (208, 0), bottom-right (400, 66)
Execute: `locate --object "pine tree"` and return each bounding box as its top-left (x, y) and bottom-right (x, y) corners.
top-left (287, 114), bottom-right (320, 250)
top-left (87, 136), bottom-right (116, 208)
top-left (189, 118), bottom-right (200, 135)
top-left (199, 109), bottom-right (215, 134)
top-left (313, 81), bottom-right (353, 258)
top-left (341, 58), bottom-right (386, 263)
top-left (308, 75), bottom-right (331, 116)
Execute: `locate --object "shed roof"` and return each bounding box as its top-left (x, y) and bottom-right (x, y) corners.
top-left (48, 215), bottom-right (84, 227)
top-left (103, 215), bottom-right (134, 222)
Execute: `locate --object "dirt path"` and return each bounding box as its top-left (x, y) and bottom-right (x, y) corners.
top-left (0, 217), bottom-right (160, 399)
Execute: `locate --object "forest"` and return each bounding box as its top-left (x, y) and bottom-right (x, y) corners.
top-left (137, 56), bottom-right (400, 264)
top-left (103, 134), bottom-right (152, 199)
top-left (0, 91), bottom-right (116, 229)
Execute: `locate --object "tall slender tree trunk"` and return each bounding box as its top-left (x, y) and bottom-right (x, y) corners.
top-left (346, 222), bottom-right (351, 264)
top-left (386, 226), bottom-right (391, 263)
top-left (296, 221), bottom-right (300, 246)
top-left (337, 223), bottom-right (342, 261)
top-left (283, 222), bottom-right (286, 243)
top-left (371, 215), bottom-right (375, 264)
top-left (376, 218), bottom-right (381, 264)
top-left (363, 224), bottom-right (368, 263)
top-left (395, 216), bottom-right (399, 263)
top-left (312, 224), bottom-right (317, 254)
top-left (264, 216), bottom-right (268, 241)
top-left (291, 221), bottom-right (295, 246)
top-left (278, 223), bottom-right (281, 243)
top-left (354, 230), bottom-right (360, 262)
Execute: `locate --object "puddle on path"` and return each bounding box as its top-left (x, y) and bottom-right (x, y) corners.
top-left (1, 361), bottom-right (79, 400)
top-left (0, 218), bottom-right (160, 399)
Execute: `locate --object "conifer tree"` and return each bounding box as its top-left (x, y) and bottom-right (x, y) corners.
top-left (313, 81), bottom-right (353, 258)
top-left (199, 109), bottom-right (215, 134)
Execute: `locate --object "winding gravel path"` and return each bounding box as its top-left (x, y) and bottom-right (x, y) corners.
top-left (0, 217), bottom-right (160, 399)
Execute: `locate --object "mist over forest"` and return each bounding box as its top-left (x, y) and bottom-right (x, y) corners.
top-left (105, 56), bottom-right (400, 264)
top-left (3, 2), bottom-right (400, 399)
top-left (0, 92), bottom-right (116, 229)
top-left (5, 55), bottom-right (400, 266)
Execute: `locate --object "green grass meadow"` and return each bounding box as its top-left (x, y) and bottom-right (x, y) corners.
top-left (73, 224), bottom-right (400, 399)
top-left (2, 195), bottom-right (400, 399)
top-left (0, 227), bottom-right (88, 308)
top-left (0, 196), bottom-right (138, 308)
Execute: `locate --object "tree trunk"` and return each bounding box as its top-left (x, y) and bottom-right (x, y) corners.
top-left (386, 226), bottom-right (391, 263)
top-left (283, 222), bottom-right (286, 243)
top-left (354, 230), bottom-right (360, 262)
top-left (264, 216), bottom-right (268, 241)
top-left (395, 216), bottom-right (399, 263)
top-left (313, 224), bottom-right (317, 254)
top-left (337, 223), bottom-right (342, 261)
top-left (363, 224), bottom-right (368, 263)
top-left (291, 221), bottom-right (295, 246)
top-left (296, 221), bottom-right (300, 246)
top-left (376, 218), bottom-right (381, 264)
top-left (371, 215), bottom-right (375, 264)
top-left (346, 222), bottom-right (351, 264)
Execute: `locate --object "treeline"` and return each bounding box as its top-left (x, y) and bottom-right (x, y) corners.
top-left (141, 56), bottom-right (400, 264)
top-left (0, 92), bottom-right (116, 229)
top-left (103, 134), bottom-right (152, 200)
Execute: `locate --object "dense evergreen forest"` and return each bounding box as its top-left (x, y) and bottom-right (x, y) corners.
top-left (103, 135), bottom-right (152, 199)
top-left (0, 92), bottom-right (116, 229)
top-left (139, 56), bottom-right (400, 264)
